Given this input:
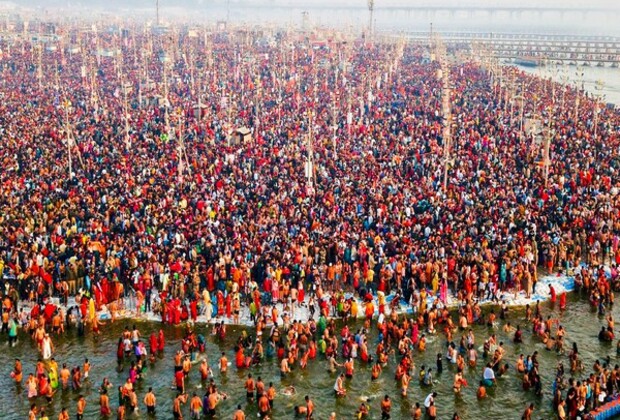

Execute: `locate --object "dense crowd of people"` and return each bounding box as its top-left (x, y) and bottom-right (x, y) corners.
top-left (1, 18), bottom-right (620, 419)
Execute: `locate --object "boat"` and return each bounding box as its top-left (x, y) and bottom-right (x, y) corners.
top-left (587, 397), bottom-right (620, 419)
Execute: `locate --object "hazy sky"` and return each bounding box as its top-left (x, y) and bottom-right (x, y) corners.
top-left (9, 0), bottom-right (620, 8)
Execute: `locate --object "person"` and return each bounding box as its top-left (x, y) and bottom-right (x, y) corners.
top-left (60, 364), bottom-right (70, 390)
top-left (219, 352), bottom-right (228, 373)
top-left (427, 401), bottom-right (437, 420)
top-left (380, 394), bottom-right (391, 419)
top-left (557, 399), bottom-right (567, 420)
top-left (100, 389), bottom-right (111, 416)
top-left (267, 382), bottom-right (277, 408)
top-left (453, 370), bottom-right (466, 394)
top-left (281, 356), bottom-right (291, 376)
top-left (76, 395), bottom-right (86, 420)
top-left (117, 404), bottom-right (126, 420)
top-left (522, 403), bottom-right (534, 420)
top-left (173, 392), bottom-right (188, 419)
top-left (334, 373), bottom-right (346, 396)
top-left (401, 371), bottom-right (411, 396)
top-left (424, 392), bottom-right (437, 413)
top-left (304, 395), bottom-right (314, 419)
top-left (357, 402), bottom-right (369, 419)
top-left (244, 373), bottom-right (255, 401)
top-left (412, 402), bottom-right (422, 419)
top-left (144, 387), bottom-right (156, 414)
top-left (83, 358), bottom-right (91, 379)
top-left (57, 407), bottom-right (69, 420)
top-left (199, 359), bottom-right (211, 381)
top-left (477, 381), bottom-right (487, 399)
top-left (514, 325), bottom-right (523, 343)
top-left (206, 389), bottom-right (226, 417)
top-left (295, 405), bottom-right (308, 417)
top-left (41, 334), bottom-right (53, 360)
top-left (28, 404), bottom-right (37, 420)
top-left (175, 368), bottom-right (185, 394)
top-left (483, 363), bottom-right (496, 387)
top-left (190, 392), bottom-right (202, 419)
top-left (328, 354), bottom-right (342, 373)
top-left (11, 358), bottom-right (22, 383)
top-left (39, 408), bottom-right (49, 420)
top-left (258, 393), bottom-right (270, 419)
top-left (497, 363), bottom-right (510, 378)
top-left (233, 405), bottom-right (246, 420)
top-left (421, 367), bottom-right (432, 386)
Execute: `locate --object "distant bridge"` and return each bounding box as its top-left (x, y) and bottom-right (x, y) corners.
top-left (406, 32), bottom-right (620, 67)
top-left (220, 2), bottom-right (620, 18)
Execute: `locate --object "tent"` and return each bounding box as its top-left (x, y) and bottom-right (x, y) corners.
top-left (232, 127), bottom-right (251, 145)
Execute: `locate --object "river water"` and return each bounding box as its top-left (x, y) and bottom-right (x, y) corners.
top-left (517, 64), bottom-right (620, 106)
top-left (2, 295), bottom-right (618, 420)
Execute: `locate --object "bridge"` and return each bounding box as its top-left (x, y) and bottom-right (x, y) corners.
top-left (203, 1), bottom-right (620, 30)
top-left (217, 1), bottom-right (620, 19)
top-left (406, 32), bottom-right (620, 67)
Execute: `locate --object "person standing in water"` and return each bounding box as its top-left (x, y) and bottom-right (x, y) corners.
top-left (41, 333), bottom-right (53, 360)
top-left (380, 395), bottom-right (392, 419)
top-left (144, 387), bottom-right (156, 415)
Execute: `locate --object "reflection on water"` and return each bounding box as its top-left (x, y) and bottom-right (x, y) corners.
top-left (1, 296), bottom-right (618, 419)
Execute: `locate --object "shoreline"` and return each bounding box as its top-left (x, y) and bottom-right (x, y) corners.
top-left (25, 271), bottom-right (576, 329)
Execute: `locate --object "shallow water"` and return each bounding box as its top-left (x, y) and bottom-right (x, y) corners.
top-left (2, 295), bottom-right (618, 420)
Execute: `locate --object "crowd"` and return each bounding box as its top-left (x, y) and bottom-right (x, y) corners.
top-left (0, 19), bottom-right (620, 419)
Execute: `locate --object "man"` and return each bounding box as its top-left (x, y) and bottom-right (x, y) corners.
top-left (412, 402), bottom-right (422, 419)
top-left (207, 390), bottom-right (221, 417)
top-left (244, 373), bottom-right (255, 401)
top-left (99, 389), bottom-right (111, 416)
top-left (522, 403), bottom-right (534, 420)
top-left (173, 392), bottom-right (187, 419)
top-left (144, 387), bottom-right (156, 414)
top-left (267, 382), bottom-right (276, 409)
top-left (424, 392), bottom-right (437, 413)
top-left (76, 395), bottom-right (86, 420)
top-left (334, 373), bottom-right (346, 397)
top-left (57, 407), bottom-right (69, 420)
top-left (380, 394), bottom-right (391, 419)
top-left (190, 393), bottom-right (202, 419)
top-left (258, 393), bottom-right (270, 419)
top-left (219, 352), bottom-right (228, 373)
top-left (233, 405), bottom-right (246, 420)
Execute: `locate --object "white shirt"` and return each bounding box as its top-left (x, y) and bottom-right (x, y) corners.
top-left (424, 393), bottom-right (434, 408)
top-left (483, 367), bottom-right (495, 380)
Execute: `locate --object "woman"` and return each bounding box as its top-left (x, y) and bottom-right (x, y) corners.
top-left (116, 337), bottom-right (124, 370)
top-left (27, 374), bottom-right (38, 398)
